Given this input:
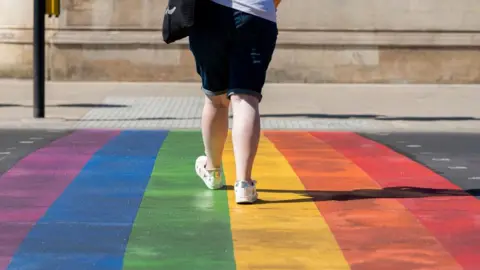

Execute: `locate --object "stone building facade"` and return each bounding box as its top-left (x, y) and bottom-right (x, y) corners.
top-left (1, 0), bottom-right (480, 83)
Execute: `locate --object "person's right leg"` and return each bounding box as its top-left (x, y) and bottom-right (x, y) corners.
top-left (228, 11), bottom-right (278, 203)
top-left (230, 94), bottom-right (260, 183)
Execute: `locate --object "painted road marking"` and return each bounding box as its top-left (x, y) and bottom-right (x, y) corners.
top-left (19, 141), bottom-right (34, 144)
top-left (0, 152), bottom-right (11, 155)
top-left (0, 130), bottom-right (118, 270)
top-left (406, 144), bottom-right (422, 148)
top-left (7, 131), bottom-right (165, 270)
top-left (0, 130), bottom-right (478, 269)
top-left (448, 166), bottom-right (468, 170)
top-left (223, 133), bottom-right (350, 270)
top-left (124, 131), bottom-right (235, 270)
top-left (433, 158), bottom-right (450, 161)
top-left (271, 131), bottom-right (462, 269)
top-left (323, 132), bottom-right (480, 270)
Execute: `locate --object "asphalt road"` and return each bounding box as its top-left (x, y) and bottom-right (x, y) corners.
top-left (0, 129), bottom-right (71, 175)
top-left (0, 129), bottom-right (478, 270)
top-left (362, 132), bottom-right (480, 198)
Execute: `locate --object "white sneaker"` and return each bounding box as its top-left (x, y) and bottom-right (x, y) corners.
top-left (195, 156), bottom-right (224, 190)
top-left (234, 180), bottom-right (258, 204)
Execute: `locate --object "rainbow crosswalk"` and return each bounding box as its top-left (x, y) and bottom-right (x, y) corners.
top-left (0, 130), bottom-right (479, 270)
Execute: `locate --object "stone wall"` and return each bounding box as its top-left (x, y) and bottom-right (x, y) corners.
top-left (1, 0), bottom-right (480, 83)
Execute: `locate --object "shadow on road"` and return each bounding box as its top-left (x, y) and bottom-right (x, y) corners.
top-left (260, 114), bottom-right (480, 121)
top-left (224, 185), bottom-right (480, 204)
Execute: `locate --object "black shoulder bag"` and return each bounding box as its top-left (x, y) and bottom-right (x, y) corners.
top-left (162, 0), bottom-right (197, 44)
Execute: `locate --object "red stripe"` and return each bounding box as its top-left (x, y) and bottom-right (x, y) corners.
top-left (265, 131), bottom-right (461, 269)
top-left (312, 132), bottom-right (480, 269)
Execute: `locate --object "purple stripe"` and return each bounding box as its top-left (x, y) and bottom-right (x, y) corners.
top-left (0, 130), bottom-right (119, 269)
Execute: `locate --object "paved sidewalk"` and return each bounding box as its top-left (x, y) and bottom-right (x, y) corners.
top-left (1, 80), bottom-right (479, 131)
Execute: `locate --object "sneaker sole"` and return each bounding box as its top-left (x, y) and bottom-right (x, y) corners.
top-left (205, 182), bottom-right (225, 190)
top-left (196, 168), bottom-right (224, 190)
top-left (235, 195), bottom-right (258, 204)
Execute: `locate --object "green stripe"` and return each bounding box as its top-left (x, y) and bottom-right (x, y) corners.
top-left (123, 131), bottom-right (236, 270)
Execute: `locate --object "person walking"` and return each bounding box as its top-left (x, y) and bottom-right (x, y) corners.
top-left (191, 0), bottom-right (281, 204)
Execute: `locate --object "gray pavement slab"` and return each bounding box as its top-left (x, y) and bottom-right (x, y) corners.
top-left (73, 96), bottom-right (393, 130)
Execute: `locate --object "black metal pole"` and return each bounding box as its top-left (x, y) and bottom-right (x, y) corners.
top-left (33, 0), bottom-right (45, 118)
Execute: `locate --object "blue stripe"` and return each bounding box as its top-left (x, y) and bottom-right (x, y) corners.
top-left (7, 130), bottom-right (169, 270)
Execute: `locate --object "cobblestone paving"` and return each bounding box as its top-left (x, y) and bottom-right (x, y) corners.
top-left (74, 96), bottom-right (395, 130)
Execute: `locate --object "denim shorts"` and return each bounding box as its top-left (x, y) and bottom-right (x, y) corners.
top-left (189, 1), bottom-right (278, 101)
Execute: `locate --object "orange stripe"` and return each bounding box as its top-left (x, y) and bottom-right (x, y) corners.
top-left (223, 132), bottom-right (350, 269)
top-left (264, 131), bottom-right (461, 270)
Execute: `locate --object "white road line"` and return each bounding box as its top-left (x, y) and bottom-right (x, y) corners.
top-left (432, 158), bottom-right (450, 161)
top-left (19, 141), bottom-right (34, 144)
top-left (0, 152), bottom-right (11, 155)
top-left (407, 145), bottom-right (422, 148)
top-left (468, 177), bottom-right (480, 180)
top-left (448, 166), bottom-right (468, 170)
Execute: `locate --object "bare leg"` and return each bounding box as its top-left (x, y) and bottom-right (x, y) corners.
top-left (202, 94), bottom-right (230, 170)
top-left (230, 94), bottom-right (260, 183)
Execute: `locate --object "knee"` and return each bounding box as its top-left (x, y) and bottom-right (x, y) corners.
top-left (230, 94), bottom-right (260, 106)
top-left (206, 94), bottom-right (230, 108)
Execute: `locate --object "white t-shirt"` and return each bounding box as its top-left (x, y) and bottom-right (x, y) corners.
top-left (211, 0), bottom-right (277, 23)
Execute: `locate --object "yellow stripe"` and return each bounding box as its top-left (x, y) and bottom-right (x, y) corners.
top-left (223, 133), bottom-right (350, 269)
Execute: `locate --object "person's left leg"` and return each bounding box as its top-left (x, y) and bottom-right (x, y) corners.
top-left (189, 1), bottom-right (232, 189)
top-left (201, 94), bottom-right (230, 171)
top-left (193, 94), bottom-right (229, 190)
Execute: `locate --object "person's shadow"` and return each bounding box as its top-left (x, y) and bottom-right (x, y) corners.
top-left (225, 185), bottom-right (479, 204)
